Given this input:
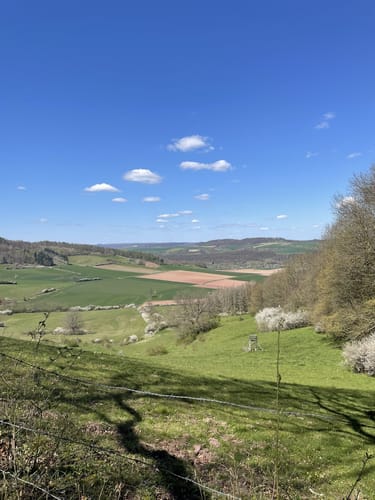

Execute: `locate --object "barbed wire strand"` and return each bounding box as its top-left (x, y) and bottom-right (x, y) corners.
top-left (0, 419), bottom-right (240, 500)
top-left (0, 468), bottom-right (63, 500)
top-left (0, 351), bottom-right (335, 421)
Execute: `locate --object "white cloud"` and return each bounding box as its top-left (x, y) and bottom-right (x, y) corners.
top-left (143, 196), bottom-right (161, 202)
top-left (195, 193), bottom-right (210, 201)
top-left (84, 183), bottom-right (120, 193)
top-left (276, 214), bottom-right (288, 219)
top-left (167, 135), bottom-right (213, 152)
top-left (17, 185), bottom-right (26, 191)
top-left (347, 152), bottom-right (362, 159)
top-left (158, 213), bottom-right (180, 218)
top-left (315, 121), bottom-right (330, 130)
top-left (112, 197), bottom-right (127, 203)
top-left (259, 227), bottom-right (269, 231)
top-left (315, 111), bottom-right (335, 130)
top-left (180, 160), bottom-right (231, 172)
top-left (156, 218), bottom-right (166, 223)
top-left (305, 151), bottom-right (318, 159)
top-left (178, 210), bottom-right (193, 215)
top-left (192, 219), bottom-right (200, 223)
top-left (123, 169), bottom-right (162, 184)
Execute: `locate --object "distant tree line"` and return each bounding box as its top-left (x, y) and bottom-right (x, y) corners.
top-left (0, 238), bottom-right (163, 266)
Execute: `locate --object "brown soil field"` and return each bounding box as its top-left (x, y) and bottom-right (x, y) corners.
top-left (223, 268), bottom-right (282, 276)
top-left (196, 279), bottom-right (246, 289)
top-left (138, 270), bottom-right (248, 289)
top-left (95, 264), bottom-right (157, 274)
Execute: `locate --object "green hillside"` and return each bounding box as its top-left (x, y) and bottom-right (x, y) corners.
top-left (0, 316), bottom-right (374, 498)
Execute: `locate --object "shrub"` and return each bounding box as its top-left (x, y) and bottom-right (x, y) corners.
top-left (172, 295), bottom-right (220, 342)
top-left (318, 299), bottom-right (375, 342)
top-left (343, 334), bottom-right (375, 376)
top-left (255, 307), bottom-right (309, 332)
top-left (147, 345), bottom-right (168, 356)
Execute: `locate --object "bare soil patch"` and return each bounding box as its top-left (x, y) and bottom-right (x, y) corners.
top-left (196, 278), bottom-right (246, 289)
top-left (138, 270), bottom-right (234, 285)
top-left (138, 270), bottom-right (248, 289)
top-left (223, 268), bottom-right (282, 276)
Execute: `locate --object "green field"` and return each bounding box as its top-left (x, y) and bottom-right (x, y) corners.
top-left (0, 315), bottom-right (374, 498)
top-left (0, 264), bottom-right (209, 311)
top-left (1, 261), bottom-right (374, 498)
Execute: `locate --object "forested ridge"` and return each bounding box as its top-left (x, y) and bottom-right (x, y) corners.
top-left (0, 237), bottom-right (162, 266)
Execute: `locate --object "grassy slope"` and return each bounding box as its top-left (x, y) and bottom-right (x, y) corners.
top-left (0, 315), bottom-right (374, 498)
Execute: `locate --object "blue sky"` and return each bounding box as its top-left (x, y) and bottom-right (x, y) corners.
top-left (1, 1), bottom-right (374, 244)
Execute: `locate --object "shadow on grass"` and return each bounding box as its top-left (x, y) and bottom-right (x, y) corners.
top-left (1, 337), bottom-right (375, 496)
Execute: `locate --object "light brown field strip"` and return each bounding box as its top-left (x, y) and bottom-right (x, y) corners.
top-left (223, 268), bottom-right (282, 276)
top-left (137, 270), bottom-right (249, 289)
top-left (195, 279), bottom-right (246, 289)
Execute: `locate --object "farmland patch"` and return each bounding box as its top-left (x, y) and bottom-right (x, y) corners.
top-left (138, 270), bottom-right (248, 289)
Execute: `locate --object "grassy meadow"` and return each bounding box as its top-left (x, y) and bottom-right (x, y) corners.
top-left (0, 263), bottom-right (208, 311)
top-left (1, 260), bottom-right (374, 498)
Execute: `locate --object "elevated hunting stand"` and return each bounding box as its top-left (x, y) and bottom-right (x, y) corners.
top-left (247, 334), bottom-right (262, 352)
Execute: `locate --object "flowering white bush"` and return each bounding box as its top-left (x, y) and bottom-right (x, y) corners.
top-left (343, 334), bottom-right (375, 376)
top-left (255, 307), bottom-right (309, 332)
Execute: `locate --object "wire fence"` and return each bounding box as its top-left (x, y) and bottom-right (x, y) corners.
top-left (0, 346), bottom-right (340, 499)
top-left (0, 351), bottom-right (336, 421)
top-left (0, 418), bottom-right (239, 500)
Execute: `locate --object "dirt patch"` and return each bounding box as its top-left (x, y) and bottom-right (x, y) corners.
top-left (138, 270), bottom-right (250, 289)
top-left (195, 279), bottom-right (246, 289)
top-left (223, 268), bottom-right (282, 276)
top-left (142, 300), bottom-right (179, 306)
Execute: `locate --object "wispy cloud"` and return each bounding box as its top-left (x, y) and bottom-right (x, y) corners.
top-left (178, 210), bottom-right (193, 215)
top-left (305, 151), bottom-right (319, 159)
top-left (192, 219), bottom-right (200, 223)
top-left (143, 196), bottom-right (161, 202)
top-left (315, 121), bottom-right (330, 130)
top-left (39, 218), bottom-right (48, 224)
top-left (315, 111), bottom-right (335, 130)
top-left (123, 169), bottom-right (162, 184)
top-left (347, 152), bottom-right (362, 159)
top-left (195, 193), bottom-right (210, 201)
top-left (276, 214), bottom-right (288, 219)
top-left (259, 227), bottom-right (269, 231)
top-left (323, 112), bottom-right (335, 120)
top-left (158, 213), bottom-right (180, 218)
top-left (156, 218), bottom-right (166, 223)
top-left (180, 160), bottom-right (231, 172)
top-left (167, 134), bottom-right (213, 152)
top-left (84, 183), bottom-right (120, 193)
top-left (17, 185), bottom-right (27, 191)
top-left (112, 197), bottom-right (127, 203)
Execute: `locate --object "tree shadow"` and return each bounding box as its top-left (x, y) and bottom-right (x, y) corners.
top-left (112, 393), bottom-right (207, 499)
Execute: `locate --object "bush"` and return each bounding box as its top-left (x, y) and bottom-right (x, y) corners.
top-left (318, 299), bottom-right (375, 342)
top-left (147, 345), bottom-right (168, 356)
top-left (343, 334), bottom-right (375, 375)
top-left (255, 307), bottom-right (309, 332)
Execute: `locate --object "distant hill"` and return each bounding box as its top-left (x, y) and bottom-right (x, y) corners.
top-left (104, 237), bottom-right (320, 269)
top-left (0, 237), bottom-right (162, 267)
